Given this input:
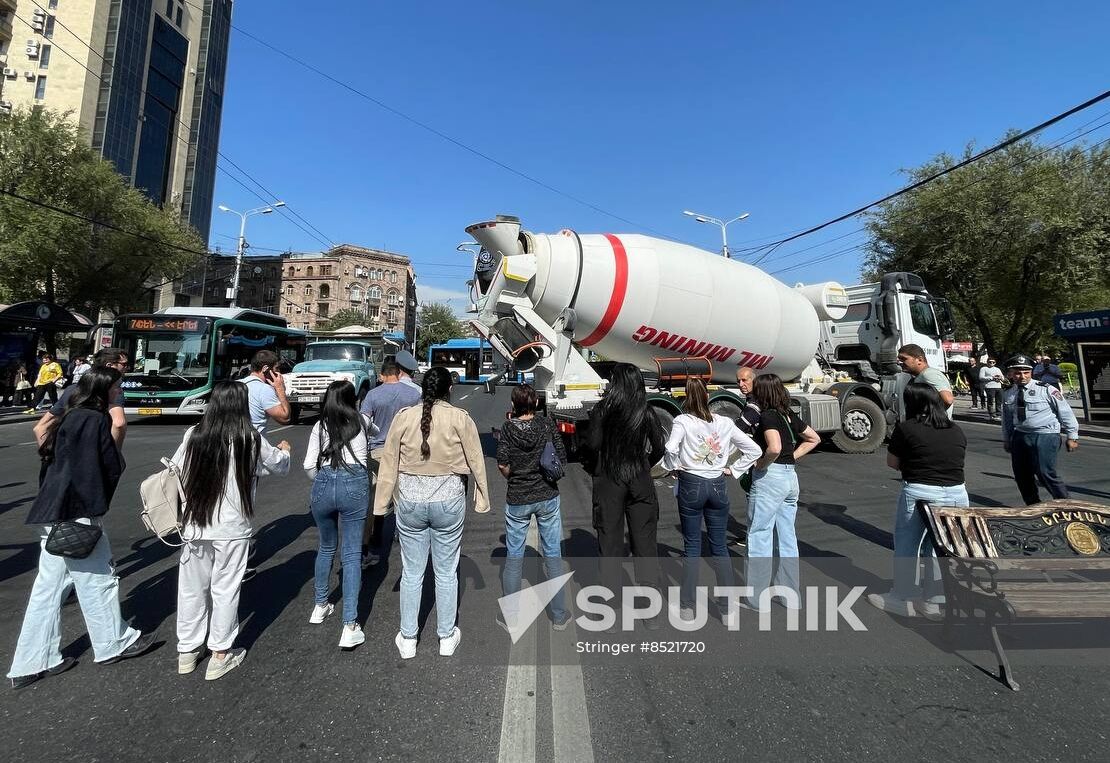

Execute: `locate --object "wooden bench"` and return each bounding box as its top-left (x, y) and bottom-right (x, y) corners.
top-left (918, 499), bottom-right (1110, 691)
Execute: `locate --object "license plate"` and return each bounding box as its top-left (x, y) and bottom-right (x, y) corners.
top-left (138, 408), bottom-right (161, 416)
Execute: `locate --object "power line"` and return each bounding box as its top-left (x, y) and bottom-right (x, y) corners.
top-left (741, 87), bottom-right (1110, 263)
top-left (21, 2), bottom-right (335, 249)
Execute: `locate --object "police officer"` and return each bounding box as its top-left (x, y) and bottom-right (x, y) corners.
top-left (1002, 354), bottom-right (1079, 504)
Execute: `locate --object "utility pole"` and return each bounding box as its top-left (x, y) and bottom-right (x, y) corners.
top-left (218, 202), bottom-right (285, 307)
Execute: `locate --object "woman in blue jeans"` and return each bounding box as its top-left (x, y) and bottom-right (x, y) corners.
top-left (303, 381), bottom-right (376, 649)
top-left (495, 384), bottom-right (570, 632)
top-left (664, 378), bottom-right (761, 625)
top-left (744, 374), bottom-right (821, 610)
top-left (868, 383), bottom-right (968, 618)
top-left (374, 367), bottom-right (490, 659)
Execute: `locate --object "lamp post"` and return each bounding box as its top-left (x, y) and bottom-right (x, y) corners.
top-left (682, 209), bottom-right (750, 259)
top-left (218, 201), bottom-right (285, 307)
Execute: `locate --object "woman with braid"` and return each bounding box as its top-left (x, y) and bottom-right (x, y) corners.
top-left (374, 366), bottom-right (490, 659)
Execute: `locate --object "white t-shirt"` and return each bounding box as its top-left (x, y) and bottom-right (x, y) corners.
top-left (663, 413), bottom-right (762, 479)
top-left (171, 426), bottom-right (291, 540)
top-left (979, 366), bottom-right (1004, 389)
top-left (303, 414), bottom-right (378, 479)
top-left (239, 375), bottom-right (281, 435)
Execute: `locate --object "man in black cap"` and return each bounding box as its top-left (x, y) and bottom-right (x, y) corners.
top-left (393, 350), bottom-right (422, 394)
top-left (1002, 354), bottom-right (1079, 504)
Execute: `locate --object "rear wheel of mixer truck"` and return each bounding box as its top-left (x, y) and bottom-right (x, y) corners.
top-left (830, 395), bottom-right (886, 454)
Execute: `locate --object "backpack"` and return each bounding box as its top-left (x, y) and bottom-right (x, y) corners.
top-left (538, 421), bottom-right (565, 482)
top-left (138, 457), bottom-right (188, 546)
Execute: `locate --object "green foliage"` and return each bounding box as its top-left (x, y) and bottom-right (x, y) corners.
top-left (1059, 362), bottom-right (1078, 374)
top-left (417, 302), bottom-right (464, 360)
top-left (0, 108), bottom-right (204, 316)
top-left (316, 308), bottom-right (372, 331)
top-left (864, 135), bottom-right (1110, 359)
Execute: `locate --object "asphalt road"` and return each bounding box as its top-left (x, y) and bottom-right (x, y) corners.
top-left (0, 391), bottom-right (1108, 762)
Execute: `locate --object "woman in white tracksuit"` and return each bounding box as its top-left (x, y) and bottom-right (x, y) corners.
top-left (170, 381), bottom-right (290, 680)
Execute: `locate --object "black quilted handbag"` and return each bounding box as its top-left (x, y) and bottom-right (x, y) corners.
top-left (45, 521), bottom-right (103, 559)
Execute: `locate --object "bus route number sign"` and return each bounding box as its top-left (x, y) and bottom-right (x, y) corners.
top-left (127, 318), bottom-right (201, 332)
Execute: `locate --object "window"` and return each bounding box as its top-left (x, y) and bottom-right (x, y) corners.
top-left (909, 299), bottom-right (939, 337)
top-left (285, 284), bottom-right (294, 295)
top-left (306, 266), bottom-right (314, 277)
top-left (302, 323), bottom-right (309, 331)
top-left (349, 285), bottom-right (362, 301)
top-left (368, 285), bottom-right (381, 299)
top-left (317, 303), bottom-right (329, 318)
top-left (49, 1), bottom-right (59, 10)
top-left (835, 303), bottom-right (871, 322)
top-left (287, 266), bottom-right (295, 277)
top-left (165, 0), bottom-right (173, 15)
top-left (319, 284), bottom-right (330, 299)
top-left (34, 75), bottom-right (47, 100)
top-left (320, 265), bottom-right (332, 276)
top-left (377, 269), bottom-right (384, 280)
top-left (391, 271), bottom-right (398, 284)
top-left (370, 307), bottom-right (380, 319)
top-left (44, 16), bottom-right (55, 38)
top-left (38, 45), bottom-right (51, 70)
top-left (175, 6), bottom-right (183, 27)
top-left (304, 284), bottom-right (313, 296)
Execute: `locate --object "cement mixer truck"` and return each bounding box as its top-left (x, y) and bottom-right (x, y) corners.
top-left (466, 215), bottom-right (954, 454)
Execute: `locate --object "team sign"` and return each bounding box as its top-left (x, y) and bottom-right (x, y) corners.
top-left (631, 324), bottom-right (774, 368)
top-left (127, 318), bottom-right (202, 332)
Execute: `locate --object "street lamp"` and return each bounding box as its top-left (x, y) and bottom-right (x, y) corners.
top-left (682, 209), bottom-right (750, 259)
top-left (218, 201), bottom-right (286, 307)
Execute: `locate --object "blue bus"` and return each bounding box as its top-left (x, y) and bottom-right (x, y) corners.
top-left (427, 338), bottom-right (531, 384)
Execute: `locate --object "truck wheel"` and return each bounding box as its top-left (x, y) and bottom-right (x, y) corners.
top-left (830, 396), bottom-right (885, 454)
top-left (289, 403), bottom-right (302, 425)
top-left (709, 398), bottom-right (744, 422)
top-left (649, 405), bottom-right (676, 477)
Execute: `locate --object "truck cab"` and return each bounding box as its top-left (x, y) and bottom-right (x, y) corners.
top-left (283, 339), bottom-right (377, 422)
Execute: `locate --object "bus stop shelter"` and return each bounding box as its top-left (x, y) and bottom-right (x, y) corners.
top-left (0, 300), bottom-right (95, 367)
top-left (1054, 308), bottom-right (1110, 422)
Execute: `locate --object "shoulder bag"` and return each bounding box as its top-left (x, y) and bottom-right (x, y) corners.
top-left (138, 457), bottom-right (188, 546)
top-left (45, 520), bottom-right (103, 559)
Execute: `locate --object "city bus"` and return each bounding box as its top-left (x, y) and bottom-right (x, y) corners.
top-left (112, 307), bottom-right (307, 415)
top-left (427, 337), bottom-right (530, 384)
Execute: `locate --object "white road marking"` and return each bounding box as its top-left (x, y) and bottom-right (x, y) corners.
top-left (460, 393), bottom-right (470, 400)
top-left (268, 425), bottom-right (294, 434)
top-left (550, 577), bottom-right (594, 763)
top-left (497, 522), bottom-right (540, 763)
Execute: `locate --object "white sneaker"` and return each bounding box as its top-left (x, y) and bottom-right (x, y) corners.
top-left (339, 623), bottom-right (365, 649)
top-left (679, 607), bottom-right (696, 622)
top-left (866, 591), bottom-right (916, 617)
top-left (205, 648), bottom-right (246, 681)
top-left (309, 603), bottom-right (334, 624)
top-left (913, 599), bottom-right (944, 620)
top-left (395, 631), bottom-right (417, 659)
top-left (177, 649), bottom-right (204, 675)
top-left (439, 627), bottom-right (461, 657)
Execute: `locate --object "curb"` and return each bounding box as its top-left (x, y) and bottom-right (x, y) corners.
top-left (953, 412), bottom-right (1110, 441)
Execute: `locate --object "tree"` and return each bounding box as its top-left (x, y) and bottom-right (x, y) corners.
top-left (0, 108), bottom-right (204, 317)
top-left (316, 308), bottom-right (372, 331)
top-left (417, 302), bottom-right (464, 360)
top-left (864, 136), bottom-right (1110, 360)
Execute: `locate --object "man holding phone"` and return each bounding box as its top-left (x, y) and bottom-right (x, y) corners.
top-left (239, 350), bottom-right (291, 436)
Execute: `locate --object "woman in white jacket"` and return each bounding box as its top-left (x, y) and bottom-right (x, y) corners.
top-left (663, 378), bottom-right (762, 626)
top-left (171, 381), bottom-right (290, 680)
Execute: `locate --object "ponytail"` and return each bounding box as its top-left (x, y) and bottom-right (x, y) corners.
top-left (419, 366), bottom-right (453, 461)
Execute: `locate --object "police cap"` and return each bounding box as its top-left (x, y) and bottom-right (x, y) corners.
top-left (1005, 354), bottom-right (1034, 370)
top-left (394, 350), bottom-right (419, 373)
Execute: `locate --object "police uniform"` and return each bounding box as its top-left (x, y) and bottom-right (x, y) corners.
top-left (1001, 354), bottom-right (1079, 505)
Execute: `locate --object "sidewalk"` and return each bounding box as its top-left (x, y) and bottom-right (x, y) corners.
top-left (952, 397), bottom-right (1110, 440)
top-left (0, 405), bottom-right (43, 426)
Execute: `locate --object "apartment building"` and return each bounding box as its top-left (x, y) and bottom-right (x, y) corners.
top-left (281, 245), bottom-right (417, 342)
top-left (0, 0), bottom-right (231, 247)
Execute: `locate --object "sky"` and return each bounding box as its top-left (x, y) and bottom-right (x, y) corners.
top-left (209, 1), bottom-right (1110, 314)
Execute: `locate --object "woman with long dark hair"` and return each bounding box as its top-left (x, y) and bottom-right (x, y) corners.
top-left (8, 368), bottom-right (155, 690)
top-left (170, 381), bottom-right (291, 680)
top-left (663, 378), bottom-right (761, 623)
top-left (303, 380), bottom-right (376, 648)
top-left (374, 366), bottom-right (489, 659)
top-left (744, 373), bottom-right (820, 610)
top-left (583, 363), bottom-right (666, 582)
top-left (868, 383), bottom-right (968, 618)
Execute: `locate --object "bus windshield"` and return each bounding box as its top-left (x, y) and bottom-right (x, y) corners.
top-left (116, 323), bottom-right (212, 390)
top-left (307, 343), bottom-right (366, 363)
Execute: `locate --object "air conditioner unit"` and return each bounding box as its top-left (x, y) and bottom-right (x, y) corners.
top-left (25, 70), bottom-right (36, 80)
top-left (33, 9), bottom-right (47, 17)
top-left (26, 47), bottom-right (39, 56)
top-left (31, 22), bottom-right (44, 32)
top-left (3, 68), bottom-right (15, 78)
top-left (0, 102), bottom-right (12, 113)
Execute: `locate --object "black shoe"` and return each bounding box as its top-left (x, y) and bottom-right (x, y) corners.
top-left (62, 587), bottom-right (77, 607)
top-left (11, 657), bottom-right (77, 690)
top-left (552, 614), bottom-right (573, 631)
top-left (101, 632), bottom-right (157, 665)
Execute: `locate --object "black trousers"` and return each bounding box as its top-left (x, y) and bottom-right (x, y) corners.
top-left (592, 470), bottom-right (660, 587)
top-left (29, 383), bottom-right (58, 409)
